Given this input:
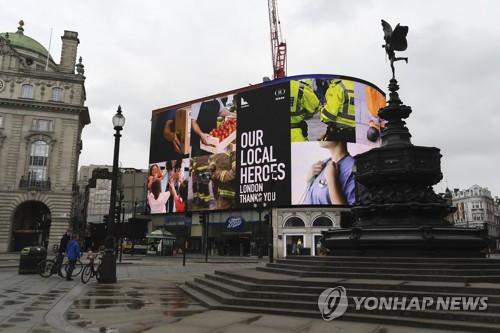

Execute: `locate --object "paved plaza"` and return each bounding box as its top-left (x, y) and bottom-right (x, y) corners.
top-left (0, 253), bottom-right (483, 333)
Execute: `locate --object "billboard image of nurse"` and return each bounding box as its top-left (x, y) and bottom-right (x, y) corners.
top-left (289, 76), bottom-right (386, 206)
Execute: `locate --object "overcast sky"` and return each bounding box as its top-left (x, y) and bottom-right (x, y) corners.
top-left (4, 0), bottom-right (500, 197)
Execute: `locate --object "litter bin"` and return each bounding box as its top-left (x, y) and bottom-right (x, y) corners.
top-left (19, 246), bottom-right (47, 274)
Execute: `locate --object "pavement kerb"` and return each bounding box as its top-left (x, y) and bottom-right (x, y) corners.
top-left (45, 282), bottom-right (88, 333)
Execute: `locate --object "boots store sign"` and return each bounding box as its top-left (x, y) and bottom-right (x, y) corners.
top-left (149, 74), bottom-right (385, 213)
top-left (226, 216), bottom-right (245, 231)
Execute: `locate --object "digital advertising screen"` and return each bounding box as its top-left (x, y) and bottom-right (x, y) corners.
top-left (148, 74), bottom-right (385, 214)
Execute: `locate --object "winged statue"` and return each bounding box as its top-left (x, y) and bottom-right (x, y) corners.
top-left (381, 19), bottom-right (409, 79)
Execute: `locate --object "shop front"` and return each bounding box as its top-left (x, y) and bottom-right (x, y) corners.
top-left (275, 207), bottom-right (347, 258)
top-left (206, 215), bottom-right (265, 256)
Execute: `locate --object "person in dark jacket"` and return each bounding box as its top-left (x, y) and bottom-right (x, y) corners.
top-left (65, 234), bottom-right (80, 281)
top-left (55, 230), bottom-right (71, 278)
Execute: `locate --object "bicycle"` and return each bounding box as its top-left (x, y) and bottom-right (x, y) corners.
top-left (81, 252), bottom-right (101, 284)
top-left (37, 253), bottom-right (83, 278)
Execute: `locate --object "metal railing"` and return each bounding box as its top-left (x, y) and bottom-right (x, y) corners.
top-left (19, 177), bottom-right (51, 190)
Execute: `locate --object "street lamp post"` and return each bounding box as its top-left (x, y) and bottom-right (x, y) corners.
top-left (99, 106), bottom-right (125, 284)
top-left (268, 173), bottom-right (277, 263)
top-left (267, 210), bottom-right (273, 263)
top-left (253, 203), bottom-right (267, 259)
top-left (131, 201), bottom-right (137, 256)
top-left (119, 202), bottom-right (125, 263)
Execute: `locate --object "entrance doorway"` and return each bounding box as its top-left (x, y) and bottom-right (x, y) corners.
top-left (284, 234), bottom-right (304, 257)
top-left (11, 201), bottom-right (51, 251)
top-left (221, 232), bottom-right (252, 256)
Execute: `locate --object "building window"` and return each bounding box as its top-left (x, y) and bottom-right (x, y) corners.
top-left (28, 140), bottom-right (49, 182)
top-left (21, 84), bottom-right (34, 99)
top-left (32, 119), bottom-right (53, 132)
top-left (312, 216), bottom-right (334, 227)
top-left (51, 87), bottom-right (63, 102)
top-left (0, 114), bottom-right (3, 128)
top-left (284, 217), bottom-right (306, 227)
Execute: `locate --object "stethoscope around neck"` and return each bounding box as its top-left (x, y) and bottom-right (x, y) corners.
top-left (298, 154), bottom-right (350, 204)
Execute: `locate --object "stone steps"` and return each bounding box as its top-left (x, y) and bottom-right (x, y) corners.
top-left (213, 269), bottom-right (500, 295)
top-left (196, 274), bottom-right (500, 313)
top-left (279, 257), bottom-right (500, 269)
top-left (285, 256), bottom-right (500, 264)
top-left (202, 273), bottom-right (500, 307)
top-left (259, 257), bottom-right (500, 282)
top-left (266, 262), bottom-right (500, 275)
top-left (180, 278), bottom-right (500, 332)
top-left (179, 257), bottom-right (500, 332)
top-left (257, 265), bottom-right (500, 283)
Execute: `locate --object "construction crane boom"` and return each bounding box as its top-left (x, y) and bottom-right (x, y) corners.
top-left (268, 0), bottom-right (287, 79)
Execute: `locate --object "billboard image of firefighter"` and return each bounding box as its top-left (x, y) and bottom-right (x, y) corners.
top-left (148, 75), bottom-right (385, 214)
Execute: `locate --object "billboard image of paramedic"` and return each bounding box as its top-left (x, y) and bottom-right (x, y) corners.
top-left (289, 77), bottom-right (385, 144)
top-left (291, 78), bottom-right (385, 206)
top-left (289, 79), bottom-right (321, 142)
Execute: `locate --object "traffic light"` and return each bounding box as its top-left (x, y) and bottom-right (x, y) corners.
top-left (103, 214), bottom-right (109, 224)
top-left (199, 212), bottom-right (206, 225)
top-left (115, 205), bottom-right (121, 224)
top-left (264, 214), bottom-right (270, 224)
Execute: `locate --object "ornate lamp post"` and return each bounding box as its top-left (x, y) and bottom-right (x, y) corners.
top-left (99, 106), bottom-right (125, 283)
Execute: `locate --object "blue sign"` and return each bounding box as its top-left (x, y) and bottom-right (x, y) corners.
top-left (164, 215), bottom-right (192, 226)
top-left (226, 216), bottom-right (245, 231)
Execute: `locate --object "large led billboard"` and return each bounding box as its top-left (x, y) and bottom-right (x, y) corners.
top-left (149, 74), bottom-right (385, 214)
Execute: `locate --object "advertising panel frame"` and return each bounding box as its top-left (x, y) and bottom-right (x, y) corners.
top-left (149, 74), bottom-right (385, 214)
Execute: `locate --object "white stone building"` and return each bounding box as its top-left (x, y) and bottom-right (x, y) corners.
top-left (452, 185), bottom-right (497, 251)
top-left (0, 21), bottom-right (89, 251)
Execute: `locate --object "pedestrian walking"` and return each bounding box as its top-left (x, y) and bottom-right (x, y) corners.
top-left (65, 234), bottom-right (80, 281)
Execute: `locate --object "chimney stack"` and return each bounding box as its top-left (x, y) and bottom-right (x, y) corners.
top-left (59, 30), bottom-right (79, 73)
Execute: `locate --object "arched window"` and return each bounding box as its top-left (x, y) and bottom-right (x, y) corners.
top-left (312, 216), bottom-right (334, 227)
top-left (28, 140), bottom-right (49, 182)
top-left (21, 84), bottom-right (34, 99)
top-left (284, 217), bottom-right (305, 227)
top-left (51, 87), bottom-right (63, 102)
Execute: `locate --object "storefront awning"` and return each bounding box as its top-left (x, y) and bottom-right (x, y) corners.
top-left (146, 229), bottom-right (176, 239)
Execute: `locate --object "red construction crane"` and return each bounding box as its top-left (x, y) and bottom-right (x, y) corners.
top-left (268, 0), bottom-right (287, 79)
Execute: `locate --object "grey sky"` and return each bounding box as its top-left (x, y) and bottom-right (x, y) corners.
top-left (3, 0), bottom-right (500, 196)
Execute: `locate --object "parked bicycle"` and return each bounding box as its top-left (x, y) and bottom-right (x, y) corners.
top-left (81, 251), bottom-right (101, 284)
top-left (37, 253), bottom-right (83, 278)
